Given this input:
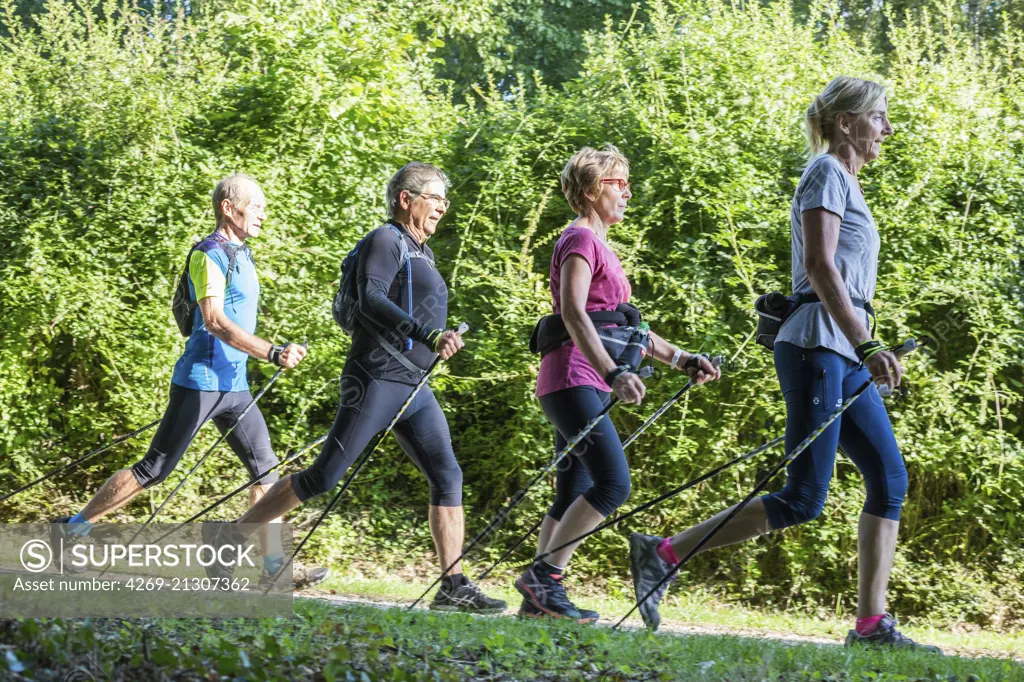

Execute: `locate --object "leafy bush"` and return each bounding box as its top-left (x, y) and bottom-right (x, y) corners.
top-left (0, 0), bottom-right (1021, 627)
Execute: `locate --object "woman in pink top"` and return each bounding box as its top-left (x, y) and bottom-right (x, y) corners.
top-left (514, 145), bottom-right (720, 622)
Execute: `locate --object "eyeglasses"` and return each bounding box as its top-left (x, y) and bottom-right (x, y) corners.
top-left (600, 178), bottom-right (631, 192)
top-left (407, 191), bottom-right (451, 210)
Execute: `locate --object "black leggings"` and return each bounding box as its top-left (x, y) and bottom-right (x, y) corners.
top-left (131, 384), bottom-right (280, 488)
top-left (538, 386), bottom-right (631, 519)
top-left (291, 363), bottom-right (463, 506)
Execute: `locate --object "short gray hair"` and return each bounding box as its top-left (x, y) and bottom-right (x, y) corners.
top-left (805, 76), bottom-right (888, 157)
top-left (385, 162), bottom-right (450, 217)
top-left (212, 173), bottom-right (258, 222)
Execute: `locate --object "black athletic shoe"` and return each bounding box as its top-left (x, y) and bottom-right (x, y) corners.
top-left (430, 575), bottom-right (507, 614)
top-left (292, 564), bottom-right (331, 590)
top-left (629, 532), bottom-right (677, 632)
top-left (845, 614), bottom-right (943, 654)
top-left (518, 597), bottom-right (599, 624)
top-left (515, 563), bottom-right (582, 620)
top-left (200, 520), bottom-right (245, 581)
top-left (49, 516), bottom-right (90, 575)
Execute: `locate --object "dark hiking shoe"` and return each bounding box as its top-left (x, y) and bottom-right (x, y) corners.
top-left (845, 614), bottom-right (943, 654)
top-left (430, 575), bottom-right (507, 614)
top-left (50, 516), bottom-right (90, 575)
top-left (515, 563), bottom-right (582, 620)
top-left (519, 597), bottom-right (599, 624)
top-left (292, 564), bottom-right (331, 590)
top-left (200, 520), bottom-right (245, 581)
top-left (629, 533), bottom-right (677, 632)
top-left (259, 563), bottom-right (332, 591)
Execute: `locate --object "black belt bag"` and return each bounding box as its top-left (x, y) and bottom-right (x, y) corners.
top-left (530, 303), bottom-right (650, 372)
top-left (755, 292), bottom-right (875, 351)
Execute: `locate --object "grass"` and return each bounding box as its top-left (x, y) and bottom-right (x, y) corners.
top-left (2, 567), bottom-right (1020, 680)
top-left (313, 571), bottom-right (1024, 659)
top-left (2, 598), bottom-right (1023, 681)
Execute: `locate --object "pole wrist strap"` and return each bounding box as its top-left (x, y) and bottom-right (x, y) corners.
top-left (426, 329), bottom-right (444, 352)
top-left (855, 340), bottom-right (884, 362)
top-left (683, 353), bottom-right (709, 371)
top-left (269, 343), bottom-right (289, 366)
top-left (604, 365), bottom-right (632, 387)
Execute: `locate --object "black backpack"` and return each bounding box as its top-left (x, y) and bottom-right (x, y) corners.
top-left (332, 223), bottom-right (438, 377)
top-left (171, 239), bottom-right (243, 337)
top-left (332, 223), bottom-right (430, 336)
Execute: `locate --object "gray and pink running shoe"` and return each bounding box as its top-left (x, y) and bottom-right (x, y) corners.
top-left (845, 614), bottom-right (943, 654)
top-left (629, 532), bottom-right (678, 632)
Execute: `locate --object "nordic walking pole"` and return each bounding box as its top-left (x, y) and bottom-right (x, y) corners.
top-left (615, 382), bottom-right (873, 628)
top-left (615, 337), bottom-right (928, 629)
top-left (1, 418), bottom-right (161, 503)
top-left (622, 356), bottom-right (725, 449)
top-left (150, 433), bottom-right (328, 547)
top-left (99, 365), bottom-right (289, 579)
top-left (264, 323), bottom-right (470, 593)
top-left (138, 366), bottom-right (286, 526)
top-left (408, 364), bottom-right (662, 609)
top-left (473, 516), bottom-right (545, 582)
top-left (472, 355), bottom-right (725, 582)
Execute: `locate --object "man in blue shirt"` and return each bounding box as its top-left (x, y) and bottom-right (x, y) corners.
top-left (51, 174), bottom-right (326, 588)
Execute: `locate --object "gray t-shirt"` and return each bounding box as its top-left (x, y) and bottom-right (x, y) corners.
top-left (775, 153), bottom-right (879, 362)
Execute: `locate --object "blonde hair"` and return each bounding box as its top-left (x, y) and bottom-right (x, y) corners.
top-left (212, 173), bottom-right (259, 222)
top-left (560, 145), bottom-right (630, 215)
top-left (805, 76), bottom-right (888, 157)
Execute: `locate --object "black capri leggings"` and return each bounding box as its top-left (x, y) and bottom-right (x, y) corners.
top-left (291, 363), bottom-right (463, 506)
top-left (131, 383), bottom-right (280, 488)
top-left (538, 386), bottom-right (631, 519)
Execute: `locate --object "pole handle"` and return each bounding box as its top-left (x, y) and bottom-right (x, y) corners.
top-left (877, 336), bottom-right (929, 398)
top-left (637, 365), bottom-right (657, 379)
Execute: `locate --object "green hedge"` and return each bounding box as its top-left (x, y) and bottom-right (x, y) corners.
top-left (0, 0), bottom-right (1021, 628)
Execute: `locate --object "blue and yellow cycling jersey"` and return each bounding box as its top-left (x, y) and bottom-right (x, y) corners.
top-left (171, 233), bottom-right (260, 391)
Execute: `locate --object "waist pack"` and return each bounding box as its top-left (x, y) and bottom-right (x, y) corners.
top-left (754, 292), bottom-right (875, 351)
top-left (171, 238), bottom-right (244, 337)
top-left (529, 303), bottom-right (650, 372)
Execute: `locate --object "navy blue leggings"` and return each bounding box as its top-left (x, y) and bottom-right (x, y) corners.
top-left (761, 342), bottom-right (908, 529)
top-left (538, 387), bottom-right (631, 519)
top-left (291, 363), bottom-right (463, 506)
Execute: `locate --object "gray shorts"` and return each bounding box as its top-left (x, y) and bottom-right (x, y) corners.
top-left (130, 383), bottom-right (280, 489)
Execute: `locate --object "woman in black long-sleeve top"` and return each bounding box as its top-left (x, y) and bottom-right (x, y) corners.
top-left (205, 162), bottom-right (506, 613)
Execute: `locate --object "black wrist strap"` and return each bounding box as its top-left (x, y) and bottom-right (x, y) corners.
top-left (683, 353), bottom-right (708, 371)
top-left (854, 340), bottom-right (884, 363)
top-left (426, 328), bottom-right (444, 351)
top-left (604, 365), bottom-right (632, 387)
top-left (269, 343), bottom-right (289, 367)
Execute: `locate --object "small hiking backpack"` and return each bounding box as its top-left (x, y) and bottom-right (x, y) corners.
top-left (171, 238), bottom-right (243, 337)
top-left (332, 223), bottom-right (434, 343)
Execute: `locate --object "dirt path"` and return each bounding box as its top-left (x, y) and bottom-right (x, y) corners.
top-left (303, 590), bottom-right (1023, 665)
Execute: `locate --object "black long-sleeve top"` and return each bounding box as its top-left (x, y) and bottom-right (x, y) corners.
top-left (348, 220), bottom-right (448, 384)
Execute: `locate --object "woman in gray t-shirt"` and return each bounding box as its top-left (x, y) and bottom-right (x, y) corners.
top-left (626, 77), bottom-right (940, 653)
